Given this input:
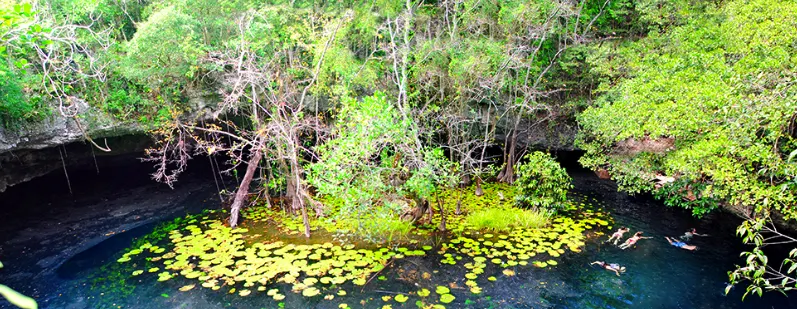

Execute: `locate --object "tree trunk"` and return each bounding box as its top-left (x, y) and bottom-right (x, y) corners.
top-left (288, 147), bottom-right (311, 238)
top-left (455, 189), bottom-right (463, 215)
top-left (497, 139), bottom-right (509, 180)
top-left (499, 126), bottom-right (518, 184)
top-left (279, 157), bottom-right (292, 213)
top-left (229, 149), bottom-right (263, 228)
top-left (436, 191), bottom-right (446, 232)
top-left (460, 173), bottom-right (471, 188)
top-left (499, 114), bottom-right (522, 184)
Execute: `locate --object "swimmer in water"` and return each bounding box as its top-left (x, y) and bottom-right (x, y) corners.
top-left (665, 236), bottom-right (699, 251)
top-left (591, 261), bottom-right (626, 276)
top-left (606, 227), bottom-right (630, 245)
top-left (679, 228), bottom-right (708, 242)
top-left (618, 231), bottom-right (652, 250)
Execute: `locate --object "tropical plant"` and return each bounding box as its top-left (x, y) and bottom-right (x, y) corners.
top-left (513, 151), bottom-right (572, 212)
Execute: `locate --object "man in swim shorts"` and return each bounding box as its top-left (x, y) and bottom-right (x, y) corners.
top-left (665, 236), bottom-right (698, 251)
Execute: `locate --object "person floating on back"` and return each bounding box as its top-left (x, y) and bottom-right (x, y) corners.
top-left (618, 231), bottom-right (652, 250)
top-left (591, 261), bottom-right (626, 276)
top-left (665, 236), bottom-right (699, 251)
top-left (606, 227), bottom-right (630, 245)
top-left (679, 228), bottom-right (708, 242)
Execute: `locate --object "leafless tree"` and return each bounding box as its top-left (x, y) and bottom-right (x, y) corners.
top-left (143, 10), bottom-right (341, 235)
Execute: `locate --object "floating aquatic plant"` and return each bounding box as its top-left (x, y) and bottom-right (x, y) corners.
top-left (418, 288), bottom-right (431, 297)
top-left (439, 293), bottom-right (455, 303)
top-left (178, 284), bottom-right (194, 291)
top-left (395, 294), bottom-right (408, 303)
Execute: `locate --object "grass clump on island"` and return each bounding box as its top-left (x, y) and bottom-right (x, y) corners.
top-left (465, 207), bottom-right (551, 231)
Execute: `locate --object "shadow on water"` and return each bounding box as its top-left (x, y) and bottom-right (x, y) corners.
top-left (55, 221), bottom-right (160, 280)
top-left (55, 185), bottom-right (221, 280)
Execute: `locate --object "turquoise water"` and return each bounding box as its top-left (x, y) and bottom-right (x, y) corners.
top-left (2, 171), bottom-right (796, 309)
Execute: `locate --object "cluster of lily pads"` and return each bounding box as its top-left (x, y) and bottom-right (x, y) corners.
top-left (118, 219), bottom-right (435, 302)
top-left (115, 183), bottom-right (611, 308)
top-left (434, 210), bottom-right (608, 295)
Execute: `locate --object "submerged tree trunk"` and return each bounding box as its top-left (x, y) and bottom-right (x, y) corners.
top-left (229, 149), bottom-right (263, 228)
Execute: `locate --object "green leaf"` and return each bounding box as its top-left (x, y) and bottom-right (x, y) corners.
top-left (439, 293), bottom-right (455, 304)
top-left (0, 284), bottom-right (38, 309)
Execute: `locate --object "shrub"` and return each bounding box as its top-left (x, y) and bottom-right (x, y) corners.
top-left (0, 62), bottom-right (49, 128)
top-left (514, 151), bottom-right (573, 212)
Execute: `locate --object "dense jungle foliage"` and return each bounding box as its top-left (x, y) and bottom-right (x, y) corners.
top-left (1, 0), bottom-right (796, 299)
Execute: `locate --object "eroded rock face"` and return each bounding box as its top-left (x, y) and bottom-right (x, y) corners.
top-left (0, 106), bottom-right (142, 192)
top-left (0, 90), bottom-right (222, 191)
top-left (611, 137), bottom-right (675, 156)
top-left (0, 99), bottom-right (140, 154)
top-left (0, 135), bottom-right (153, 192)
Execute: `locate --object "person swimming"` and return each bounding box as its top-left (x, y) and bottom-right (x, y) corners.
top-left (618, 231), bottom-right (652, 250)
top-left (665, 236), bottom-right (699, 251)
top-left (679, 228), bottom-right (708, 241)
top-left (591, 261), bottom-right (626, 276)
top-left (606, 227), bottom-right (630, 245)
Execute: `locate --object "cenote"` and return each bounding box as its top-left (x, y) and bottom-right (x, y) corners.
top-left (1, 156), bottom-right (795, 309)
top-left (3, 1), bottom-right (797, 309)
top-left (3, 1), bottom-right (797, 308)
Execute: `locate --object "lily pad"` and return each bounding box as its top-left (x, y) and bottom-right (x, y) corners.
top-left (302, 287), bottom-right (321, 297)
top-left (418, 288), bottom-right (431, 297)
top-left (395, 294), bottom-right (409, 303)
top-left (439, 293), bottom-right (455, 303)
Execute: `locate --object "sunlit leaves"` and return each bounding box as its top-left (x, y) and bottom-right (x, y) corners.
top-left (514, 151), bottom-right (572, 212)
top-left (577, 0), bottom-right (797, 226)
top-left (121, 5), bottom-right (203, 86)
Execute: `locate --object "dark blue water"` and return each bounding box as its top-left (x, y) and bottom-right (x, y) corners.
top-left (1, 168), bottom-right (795, 308)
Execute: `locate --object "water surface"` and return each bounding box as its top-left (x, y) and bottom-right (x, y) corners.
top-left (2, 170), bottom-right (795, 309)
